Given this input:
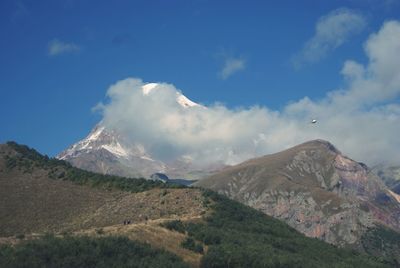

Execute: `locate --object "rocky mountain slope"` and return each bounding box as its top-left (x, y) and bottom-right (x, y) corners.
top-left (58, 124), bottom-right (166, 179)
top-left (197, 140), bottom-right (400, 258)
top-left (1, 142), bottom-right (390, 267)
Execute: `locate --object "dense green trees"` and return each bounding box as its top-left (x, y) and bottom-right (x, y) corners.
top-left (362, 226), bottom-right (400, 265)
top-left (181, 237), bottom-right (203, 254)
top-left (0, 235), bottom-right (189, 268)
top-left (161, 220), bottom-right (186, 234)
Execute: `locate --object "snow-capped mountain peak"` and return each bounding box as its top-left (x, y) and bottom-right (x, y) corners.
top-left (57, 123), bottom-right (169, 178)
top-left (58, 124), bottom-right (132, 160)
top-left (57, 83), bottom-right (210, 179)
top-left (141, 83), bottom-right (200, 108)
top-left (142, 83), bottom-right (159, 95)
top-left (177, 94), bottom-right (199, 108)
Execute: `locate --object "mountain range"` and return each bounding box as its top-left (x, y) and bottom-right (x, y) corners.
top-left (2, 141), bottom-right (393, 267)
top-left (197, 140), bottom-right (400, 252)
top-left (55, 85), bottom-right (400, 264)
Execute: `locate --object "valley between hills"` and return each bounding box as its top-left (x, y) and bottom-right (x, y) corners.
top-left (4, 3), bottom-right (400, 267)
top-left (1, 141), bottom-right (399, 267)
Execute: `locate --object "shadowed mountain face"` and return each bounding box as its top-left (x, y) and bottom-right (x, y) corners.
top-left (197, 140), bottom-right (400, 249)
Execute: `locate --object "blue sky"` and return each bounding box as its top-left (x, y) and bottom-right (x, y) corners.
top-left (0, 0), bottom-right (399, 158)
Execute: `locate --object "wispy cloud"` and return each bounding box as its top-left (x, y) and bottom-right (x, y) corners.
top-left (219, 57), bottom-right (246, 79)
top-left (293, 8), bottom-right (366, 68)
top-left (11, 1), bottom-right (29, 22)
top-left (48, 39), bottom-right (80, 56)
top-left (96, 21), bottom-right (400, 167)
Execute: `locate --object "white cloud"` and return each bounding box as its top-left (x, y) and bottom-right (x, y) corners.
top-left (293, 8), bottom-right (366, 68)
top-left (219, 57), bottom-right (245, 79)
top-left (48, 39), bottom-right (80, 56)
top-left (97, 21), bottom-right (400, 167)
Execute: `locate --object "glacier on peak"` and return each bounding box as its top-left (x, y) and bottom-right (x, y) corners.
top-left (142, 83), bottom-right (159, 95)
top-left (141, 82), bottom-right (200, 108)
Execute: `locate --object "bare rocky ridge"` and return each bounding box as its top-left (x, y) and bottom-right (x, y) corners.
top-left (197, 139), bottom-right (400, 248)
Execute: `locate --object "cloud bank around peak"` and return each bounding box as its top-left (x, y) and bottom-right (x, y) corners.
top-left (97, 20), bottom-right (400, 167)
top-left (293, 8), bottom-right (367, 68)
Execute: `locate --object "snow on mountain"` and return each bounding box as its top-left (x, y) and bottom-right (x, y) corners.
top-left (57, 83), bottom-right (209, 179)
top-left (142, 82), bottom-right (200, 108)
top-left (57, 123), bottom-right (169, 178)
top-left (177, 94), bottom-right (199, 108)
top-left (58, 125), bottom-right (133, 160)
top-left (142, 83), bottom-right (159, 95)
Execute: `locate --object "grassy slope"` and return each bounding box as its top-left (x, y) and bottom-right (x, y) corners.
top-left (0, 142), bottom-right (205, 237)
top-left (0, 142), bottom-right (393, 267)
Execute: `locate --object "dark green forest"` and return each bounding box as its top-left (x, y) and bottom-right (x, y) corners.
top-left (362, 225), bottom-right (400, 265)
top-left (0, 235), bottom-right (188, 268)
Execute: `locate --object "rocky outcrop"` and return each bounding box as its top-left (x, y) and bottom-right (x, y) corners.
top-left (197, 140), bottom-right (400, 250)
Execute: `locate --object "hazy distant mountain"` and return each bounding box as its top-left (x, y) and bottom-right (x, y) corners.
top-left (57, 83), bottom-right (221, 180)
top-left (197, 140), bottom-right (400, 254)
top-left (372, 165), bottom-right (400, 194)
